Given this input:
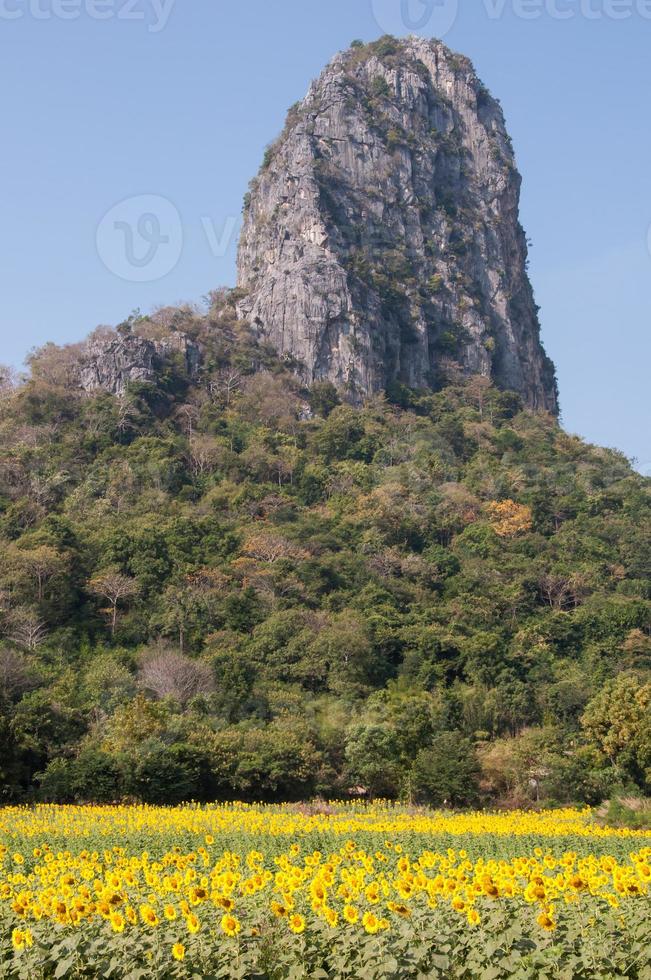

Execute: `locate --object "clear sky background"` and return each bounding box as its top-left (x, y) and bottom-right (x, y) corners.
top-left (1, 0), bottom-right (649, 468)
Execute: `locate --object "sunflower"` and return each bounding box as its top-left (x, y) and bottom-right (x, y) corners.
top-left (214, 895), bottom-right (235, 911)
top-left (362, 912), bottom-right (380, 935)
top-left (537, 911), bottom-right (556, 931)
top-left (221, 913), bottom-right (241, 937)
top-left (569, 875), bottom-right (587, 892)
top-left (186, 912), bottom-right (200, 934)
top-left (289, 913), bottom-right (306, 934)
top-left (365, 882), bottom-right (381, 904)
top-left (343, 904), bottom-right (359, 924)
top-left (139, 904), bottom-right (159, 927)
top-left (171, 943), bottom-right (185, 961)
top-left (110, 911), bottom-right (125, 933)
top-left (310, 880), bottom-right (327, 902)
top-left (467, 908), bottom-right (481, 926)
top-left (324, 907), bottom-right (338, 928)
top-left (390, 903), bottom-right (411, 919)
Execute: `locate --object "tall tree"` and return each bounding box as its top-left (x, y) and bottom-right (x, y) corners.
top-left (88, 568), bottom-right (140, 637)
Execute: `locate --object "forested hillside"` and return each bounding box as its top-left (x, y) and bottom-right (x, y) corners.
top-left (0, 293), bottom-right (649, 806)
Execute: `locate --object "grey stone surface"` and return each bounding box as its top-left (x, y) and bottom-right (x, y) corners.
top-left (78, 332), bottom-right (200, 396)
top-left (236, 37), bottom-right (558, 412)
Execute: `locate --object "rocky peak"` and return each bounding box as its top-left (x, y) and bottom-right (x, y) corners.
top-left (236, 36), bottom-right (558, 412)
top-left (78, 330), bottom-right (201, 396)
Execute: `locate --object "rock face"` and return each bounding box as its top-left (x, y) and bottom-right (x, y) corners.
top-left (78, 332), bottom-right (201, 396)
top-left (236, 36), bottom-right (558, 412)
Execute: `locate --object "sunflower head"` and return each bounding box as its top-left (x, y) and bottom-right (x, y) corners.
top-left (289, 913), bottom-right (306, 934)
top-left (171, 942), bottom-right (185, 961)
top-left (221, 913), bottom-right (241, 937)
top-left (110, 911), bottom-right (125, 933)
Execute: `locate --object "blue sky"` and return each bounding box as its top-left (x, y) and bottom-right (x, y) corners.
top-left (1, 0), bottom-right (649, 468)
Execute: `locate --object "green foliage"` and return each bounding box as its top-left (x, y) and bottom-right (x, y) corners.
top-left (371, 76), bottom-right (390, 98)
top-left (412, 733), bottom-right (481, 806)
top-left (603, 796), bottom-right (651, 829)
top-left (370, 36), bottom-right (400, 59)
top-left (308, 380), bottom-right (341, 418)
top-left (582, 675), bottom-right (651, 791)
top-left (0, 314), bottom-right (648, 804)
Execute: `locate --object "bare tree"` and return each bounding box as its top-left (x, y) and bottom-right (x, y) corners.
top-left (242, 532), bottom-right (309, 564)
top-left (4, 608), bottom-right (48, 650)
top-left (186, 434), bottom-right (221, 477)
top-left (437, 357), bottom-right (464, 386)
top-left (28, 469), bottom-right (71, 509)
top-left (116, 395), bottom-right (142, 438)
top-left (138, 647), bottom-right (214, 706)
top-left (88, 569), bottom-right (140, 636)
top-left (272, 445), bottom-right (300, 487)
top-left (0, 364), bottom-right (17, 394)
top-left (26, 341), bottom-right (83, 388)
top-left (0, 648), bottom-right (36, 699)
top-left (237, 374), bottom-right (301, 434)
top-left (465, 374), bottom-right (493, 422)
top-left (538, 572), bottom-right (588, 611)
top-left (209, 370), bottom-right (242, 407)
top-left (175, 403), bottom-right (200, 437)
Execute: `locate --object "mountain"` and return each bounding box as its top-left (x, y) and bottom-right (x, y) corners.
top-left (237, 36), bottom-right (558, 412)
top-left (0, 40), bottom-right (648, 808)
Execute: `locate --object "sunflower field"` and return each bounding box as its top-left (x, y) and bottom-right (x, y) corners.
top-left (1, 803), bottom-right (649, 979)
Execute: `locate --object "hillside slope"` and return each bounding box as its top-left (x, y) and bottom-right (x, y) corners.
top-left (0, 297), bottom-right (648, 805)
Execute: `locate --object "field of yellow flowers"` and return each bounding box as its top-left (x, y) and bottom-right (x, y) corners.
top-left (1, 803), bottom-right (650, 979)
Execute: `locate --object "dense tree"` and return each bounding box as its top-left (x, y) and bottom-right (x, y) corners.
top-left (411, 733), bottom-right (480, 806)
top-left (582, 675), bottom-right (651, 790)
top-left (0, 304), bottom-right (648, 804)
top-left (5, 544), bottom-right (68, 604)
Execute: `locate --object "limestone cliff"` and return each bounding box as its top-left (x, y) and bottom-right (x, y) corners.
top-left (78, 331), bottom-right (200, 396)
top-left (236, 36), bottom-right (558, 412)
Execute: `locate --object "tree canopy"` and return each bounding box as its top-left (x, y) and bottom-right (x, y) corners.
top-left (0, 296), bottom-right (649, 805)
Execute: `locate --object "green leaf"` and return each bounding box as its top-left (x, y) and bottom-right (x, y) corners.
top-left (54, 959), bottom-right (76, 979)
